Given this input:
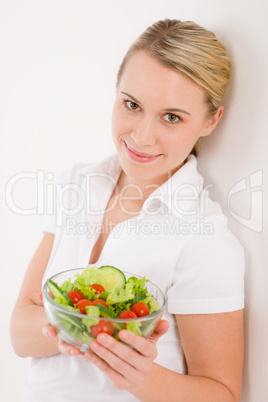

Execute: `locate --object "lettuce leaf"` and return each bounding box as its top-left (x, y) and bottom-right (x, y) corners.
top-left (61, 266), bottom-right (99, 299)
top-left (140, 296), bottom-right (160, 314)
top-left (126, 321), bottom-right (142, 336)
top-left (81, 305), bottom-right (100, 331)
top-left (85, 305), bottom-right (100, 317)
top-left (108, 302), bottom-right (132, 316)
top-left (127, 276), bottom-right (148, 295)
top-left (53, 297), bottom-right (80, 313)
top-left (51, 267), bottom-right (160, 339)
top-left (106, 276), bottom-right (148, 305)
top-left (104, 276), bottom-right (156, 316)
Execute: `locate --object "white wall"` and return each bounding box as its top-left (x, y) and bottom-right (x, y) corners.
top-left (1, 1), bottom-right (267, 401)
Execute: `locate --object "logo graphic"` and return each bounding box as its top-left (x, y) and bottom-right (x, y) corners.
top-left (227, 170), bottom-right (263, 232)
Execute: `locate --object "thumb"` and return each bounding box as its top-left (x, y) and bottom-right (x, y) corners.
top-left (38, 291), bottom-right (43, 305)
top-left (148, 319), bottom-right (169, 343)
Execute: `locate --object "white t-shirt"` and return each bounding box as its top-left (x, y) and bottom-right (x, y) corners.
top-left (28, 154), bottom-right (245, 402)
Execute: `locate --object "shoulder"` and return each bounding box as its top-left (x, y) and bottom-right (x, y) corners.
top-left (56, 153), bottom-right (121, 186)
top-left (178, 182), bottom-right (245, 268)
top-left (167, 192), bottom-right (245, 314)
top-left (166, 158), bottom-right (245, 314)
top-left (56, 162), bottom-right (96, 186)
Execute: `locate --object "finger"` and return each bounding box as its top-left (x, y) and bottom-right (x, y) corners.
top-left (38, 291), bottom-right (43, 304)
top-left (89, 337), bottom-right (146, 385)
top-left (118, 330), bottom-right (158, 359)
top-left (147, 319), bottom-right (169, 343)
top-left (93, 332), bottom-right (154, 374)
top-left (42, 323), bottom-right (57, 338)
top-left (117, 319), bottom-right (169, 355)
top-left (84, 350), bottom-right (131, 389)
top-left (42, 324), bottom-right (81, 356)
top-left (58, 338), bottom-right (81, 356)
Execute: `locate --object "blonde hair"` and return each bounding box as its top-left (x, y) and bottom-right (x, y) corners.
top-left (116, 19), bottom-right (231, 155)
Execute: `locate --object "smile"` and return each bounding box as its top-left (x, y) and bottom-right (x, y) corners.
top-left (124, 142), bottom-right (162, 163)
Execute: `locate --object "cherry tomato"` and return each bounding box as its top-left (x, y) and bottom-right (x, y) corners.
top-left (76, 299), bottom-right (93, 314)
top-left (118, 310), bottom-right (138, 319)
top-left (130, 302), bottom-right (150, 317)
top-left (92, 299), bottom-right (108, 308)
top-left (67, 290), bottom-right (84, 304)
top-left (91, 320), bottom-right (114, 338)
top-left (90, 284), bottom-right (105, 294)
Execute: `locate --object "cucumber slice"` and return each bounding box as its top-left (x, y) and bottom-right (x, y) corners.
top-left (98, 266), bottom-right (126, 291)
top-left (57, 311), bottom-right (85, 330)
top-left (47, 279), bottom-right (73, 306)
top-left (98, 304), bottom-right (124, 331)
top-left (98, 304), bottom-right (117, 319)
top-left (130, 293), bottom-right (147, 306)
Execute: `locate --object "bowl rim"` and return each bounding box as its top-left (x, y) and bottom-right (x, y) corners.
top-left (43, 267), bottom-right (166, 323)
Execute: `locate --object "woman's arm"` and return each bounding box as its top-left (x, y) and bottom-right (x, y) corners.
top-left (10, 232), bottom-right (60, 358)
top-left (77, 309), bottom-right (243, 402)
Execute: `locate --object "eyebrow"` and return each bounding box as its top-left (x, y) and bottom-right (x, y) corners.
top-left (120, 91), bottom-right (191, 116)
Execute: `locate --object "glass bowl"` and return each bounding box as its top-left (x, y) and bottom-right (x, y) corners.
top-left (43, 267), bottom-right (166, 352)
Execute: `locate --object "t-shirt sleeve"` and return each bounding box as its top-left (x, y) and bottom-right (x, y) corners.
top-left (42, 212), bottom-right (57, 234)
top-left (167, 216), bottom-right (245, 314)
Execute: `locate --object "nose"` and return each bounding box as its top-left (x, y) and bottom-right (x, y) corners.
top-left (131, 116), bottom-right (158, 146)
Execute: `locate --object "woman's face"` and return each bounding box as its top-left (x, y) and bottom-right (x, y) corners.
top-left (112, 50), bottom-right (223, 187)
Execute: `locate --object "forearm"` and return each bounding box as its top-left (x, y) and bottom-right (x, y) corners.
top-left (10, 304), bottom-right (59, 358)
top-left (129, 362), bottom-right (236, 402)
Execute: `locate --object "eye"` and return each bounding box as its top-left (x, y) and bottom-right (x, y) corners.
top-left (124, 100), bottom-right (141, 111)
top-left (163, 113), bottom-right (181, 123)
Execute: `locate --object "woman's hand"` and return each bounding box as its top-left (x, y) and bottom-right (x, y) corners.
top-left (40, 290), bottom-right (169, 388)
top-left (41, 289), bottom-right (169, 389)
top-left (83, 320), bottom-right (169, 390)
top-left (39, 290), bottom-right (81, 356)
top-left (43, 319), bottom-right (169, 364)
top-left (42, 323), bottom-right (82, 355)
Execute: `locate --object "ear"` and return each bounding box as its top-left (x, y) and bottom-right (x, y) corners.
top-left (200, 106), bottom-right (224, 137)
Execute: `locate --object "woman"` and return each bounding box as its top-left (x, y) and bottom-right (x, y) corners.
top-left (10, 19), bottom-right (244, 401)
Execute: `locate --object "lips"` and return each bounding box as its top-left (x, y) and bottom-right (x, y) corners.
top-left (124, 142), bottom-right (162, 163)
